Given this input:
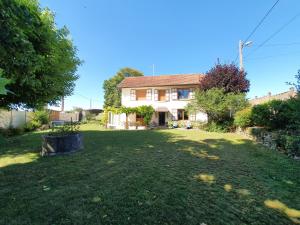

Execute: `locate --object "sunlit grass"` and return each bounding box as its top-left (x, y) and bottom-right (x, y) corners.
top-left (194, 173), bottom-right (216, 184)
top-left (0, 123), bottom-right (299, 225)
top-left (0, 152), bottom-right (39, 168)
top-left (265, 199), bottom-right (300, 223)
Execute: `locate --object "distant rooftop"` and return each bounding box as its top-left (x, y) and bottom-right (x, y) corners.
top-left (118, 74), bottom-right (204, 88)
top-left (249, 88), bottom-right (297, 105)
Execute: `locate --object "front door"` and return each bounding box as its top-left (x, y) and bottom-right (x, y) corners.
top-left (159, 112), bottom-right (166, 126)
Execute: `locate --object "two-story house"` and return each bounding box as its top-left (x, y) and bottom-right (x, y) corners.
top-left (107, 74), bottom-right (208, 129)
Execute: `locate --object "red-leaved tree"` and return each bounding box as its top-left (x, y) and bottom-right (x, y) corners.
top-left (200, 64), bottom-right (250, 93)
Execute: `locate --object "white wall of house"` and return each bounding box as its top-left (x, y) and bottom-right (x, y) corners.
top-left (106, 86), bottom-right (208, 129)
top-left (121, 86), bottom-right (207, 123)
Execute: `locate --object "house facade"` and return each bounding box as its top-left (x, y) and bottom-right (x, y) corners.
top-left (107, 74), bottom-right (208, 129)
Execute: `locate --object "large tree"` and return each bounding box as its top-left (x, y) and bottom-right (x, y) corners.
top-left (0, 0), bottom-right (81, 109)
top-left (0, 69), bottom-right (10, 95)
top-left (103, 67), bottom-right (143, 107)
top-left (200, 63), bottom-right (250, 93)
top-left (186, 88), bottom-right (248, 123)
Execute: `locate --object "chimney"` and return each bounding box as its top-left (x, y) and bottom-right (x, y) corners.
top-left (268, 92), bottom-right (272, 97)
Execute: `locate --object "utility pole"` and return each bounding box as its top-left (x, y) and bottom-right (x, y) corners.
top-left (239, 40), bottom-right (244, 71)
top-left (238, 40), bottom-right (253, 71)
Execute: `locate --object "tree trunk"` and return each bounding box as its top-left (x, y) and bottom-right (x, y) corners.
top-left (125, 113), bottom-right (129, 129)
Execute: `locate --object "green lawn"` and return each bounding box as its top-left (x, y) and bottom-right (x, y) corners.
top-left (0, 123), bottom-right (300, 225)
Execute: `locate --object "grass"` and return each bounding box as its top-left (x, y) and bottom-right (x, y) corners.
top-left (0, 123), bottom-right (300, 225)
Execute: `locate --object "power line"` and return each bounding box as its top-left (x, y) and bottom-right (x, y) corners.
top-left (234, 0), bottom-right (280, 62)
top-left (75, 92), bottom-right (99, 102)
top-left (244, 0), bottom-right (280, 43)
top-left (245, 12), bottom-right (300, 58)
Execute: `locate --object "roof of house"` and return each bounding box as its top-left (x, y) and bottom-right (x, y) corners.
top-left (118, 74), bottom-right (204, 88)
top-left (249, 88), bottom-right (297, 105)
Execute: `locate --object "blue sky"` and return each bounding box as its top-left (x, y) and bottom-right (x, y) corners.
top-left (40, 0), bottom-right (300, 110)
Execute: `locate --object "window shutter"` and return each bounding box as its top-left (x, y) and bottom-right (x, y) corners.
top-left (146, 89), bottom-right (152, 100)
top-left (154, 89), bottom-right (158, 101)
top-left (189, 88), bottom-right (195, 99)
top-left (130, 89), bottom-right (136, 101)
top-left (166, 89), bottom-right (170, 101)
top-left (171, 88), bottom-right (177, 100)
top-left (171, 109), bottom-right (178, 120)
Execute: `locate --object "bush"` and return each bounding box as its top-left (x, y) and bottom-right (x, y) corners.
top-left (284, 135), bottom-right (300, 157)
top-left (251, 100), bottom-right (294, 130)
top-left (25, 110), bottom-right (50, 131)
top-left (234, 107), bottom-right (252, 128)
top-left (191, 121), bottom-right (207, 129)
top-left (203, 121), bottom-right (233, 133)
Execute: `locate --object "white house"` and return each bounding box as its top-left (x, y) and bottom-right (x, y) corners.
top-left (107, 74), bottom-right (208, 129)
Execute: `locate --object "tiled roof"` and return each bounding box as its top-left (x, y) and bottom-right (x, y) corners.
top-left (249, 88), bottom-right (297, 105)
top-left (118, 74), bottom-right (204, 88)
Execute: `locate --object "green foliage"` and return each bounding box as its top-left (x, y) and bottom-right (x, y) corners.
top-left (187, 88), bottom-right (248, 124)
top-left (25, 110), bottom-right (49, 131)
top-left (49, 121), bottom-right (80, 136)
top-left (283, 135), bottom-right (300, 157)
top-left (0, 69), bottom-right (10, 95)
top-left (0, 0), bottom-right (81, 108)
top-left (251, 99), bottom-right (297, 130)
top-left (135, 105), bottom-right (155, 125)
top-left (203, 121), bottom-right (234, 133)
top-left (103, 68), bottom-right (143, 107)
top-left (234, 107), bottom-right (253, 128)
top-left (103, 105), bottom-right (154, 127)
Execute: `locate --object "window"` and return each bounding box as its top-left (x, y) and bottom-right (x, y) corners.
top-left (177, 89), bottom-right (189, 99)
top-left (177, 109), bottom-right (189, 120)
top-left (136, 89), bottom-right (147, 100)
top-left (136, 113), bottom-right (145, 125)
top-left (158, 90), bottom-right (166, 101)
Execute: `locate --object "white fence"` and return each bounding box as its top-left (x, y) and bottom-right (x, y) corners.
top-left (0, 110), bottom-right (33, 129)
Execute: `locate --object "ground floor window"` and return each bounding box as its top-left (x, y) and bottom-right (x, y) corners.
top-left (136, 113), bottom-right (144, 125)
top-left (177, 109), bottom-right (189, 120)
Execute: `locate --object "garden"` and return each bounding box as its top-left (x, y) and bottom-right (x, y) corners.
top-left (1, 123), bottom-right (300, 225)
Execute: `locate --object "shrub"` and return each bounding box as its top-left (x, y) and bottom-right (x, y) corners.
top-left (234, 107), bottom-right (253, 128)
top-left (284, 135), bottom-right (300, 157)
top-left (25, 110), bottom-right (50, 131)
top-left (191, 121), bottom-right (207, 129)
top-left (251, 100), bottom-right (294, 130)
top-left (203, 121), bottom-right (233, 133)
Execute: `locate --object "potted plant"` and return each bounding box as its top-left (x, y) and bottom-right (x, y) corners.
top-left (41, 121), bottom-right (83, 156)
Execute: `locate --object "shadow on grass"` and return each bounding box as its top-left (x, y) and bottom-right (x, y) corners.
top-left (0, 128), bottom-right (300, 225)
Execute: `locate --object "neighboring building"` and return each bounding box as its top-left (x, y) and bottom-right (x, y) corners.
top-left (249, 88), bottom-right (297, 106)
top-left (107, 74), bottom-right (208, 129)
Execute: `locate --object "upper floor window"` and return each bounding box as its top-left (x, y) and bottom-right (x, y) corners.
top-left (136, 89), bottom-right (147, 101)
top-left (177, 89), bottom-right (189, 100)
top-left (158, 90), bottom-right (166, 101)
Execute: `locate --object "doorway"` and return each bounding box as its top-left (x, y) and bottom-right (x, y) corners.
top-left (159, 112), bottom-right (166, 126)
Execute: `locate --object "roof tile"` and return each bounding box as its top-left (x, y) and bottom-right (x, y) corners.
top-left (118, 74), bottom-right (204, 88)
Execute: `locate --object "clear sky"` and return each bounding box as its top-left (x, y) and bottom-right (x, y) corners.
top-left (40, 0), bottom-right (300, 110)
